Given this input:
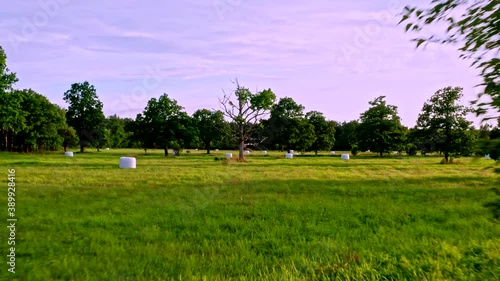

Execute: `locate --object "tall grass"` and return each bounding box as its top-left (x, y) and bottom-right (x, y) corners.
top-left (0, 150), bottom-right (498, 280)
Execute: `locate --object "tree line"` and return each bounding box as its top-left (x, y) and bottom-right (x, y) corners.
top-left (1, 46), bottom-right (499, 161)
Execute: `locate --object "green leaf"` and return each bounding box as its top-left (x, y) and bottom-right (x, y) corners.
top-left (416, 39), bottom-right (426, 48)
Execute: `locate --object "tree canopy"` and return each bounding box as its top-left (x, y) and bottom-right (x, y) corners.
top-left (63, 82), bottom-right (105, 152)
top-left (193, 109), bottom-right (226, 154)
top-left (400, 0), bottom-right (500, 120)
top-left (219, 81), bottom-right (276, 160)
top-left (416, 86), bottom-right (475, 162)
top-left (354, 96), bottom-right (405, 156)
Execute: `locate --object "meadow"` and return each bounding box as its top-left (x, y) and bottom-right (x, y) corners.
top-left (0, 149), bottom-right (499, 280)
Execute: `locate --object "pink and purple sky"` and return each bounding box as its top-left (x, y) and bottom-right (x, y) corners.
top-left (1, 0), bottom-right (486, 126)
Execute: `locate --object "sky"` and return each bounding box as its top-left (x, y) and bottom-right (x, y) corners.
top-left (0, 0), bottom-right (489, 127)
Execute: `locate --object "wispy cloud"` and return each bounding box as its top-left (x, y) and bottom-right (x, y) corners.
top-left (0, 0), bottom-right (485, 126)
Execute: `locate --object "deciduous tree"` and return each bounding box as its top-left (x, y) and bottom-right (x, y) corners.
top-left (219, 81), bottom-right (276, 160)
top-left (193, 109), bottom-right (226, 154)
top-left (138, 94), bottom-right (185, 156)
top-left (0, 46), bottom-right (23, 151)
top-left (305, 111), bottom-right (336, 154)
top-left (63, 82), bottom-right (105, 153)
top-left (354, 96), bottom-right (405, 156)
top-left (416, 87), bottom-right (475, 162)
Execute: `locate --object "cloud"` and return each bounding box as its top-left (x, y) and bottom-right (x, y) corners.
top-left (0, 0), bottom-right (486, 126)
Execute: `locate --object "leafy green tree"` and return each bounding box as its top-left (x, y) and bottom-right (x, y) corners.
top-left (104, 115), bottom-right (130, 148)
top-left (400, 1), bottom-right (500, 119)
top-left (0, 46), bottom-right (17, 92)
top-left (58, 125), bottom-right (79, 152)
top-left (15, 89), bottom-right (66, 152)
top-left (478, 124), bottom-right (492, 139)
top-left (288, 118), bottom-right (316, 152)
top-left (63, 82), bottom-right (105, 153)
top-left (404, 127), bottom-right (420, 156)
top-left (173, 111), bottom-right (198, 153)
top-left (490, 118), bottom-right (500, 140)
top-left (219, 81), bottom-right (276, 160)
top-left (306, 111), bottom-right (336, 154)
top-left (417, 87), bottom-right (475, 162)
top-left (138, 94), bottom-right (185, 156)
top-left (193, 109), bottom-right (226, 154)
top-left (354, 96), bottom-right (405, 156)
top-left (262, 97), bottom-right (305, 151)
top-left (0, 46), bottom-right (23, 151)
top-left (333, 120), bottom-right (359, 151)
top-left (128, 114), bottom-right (153, 153)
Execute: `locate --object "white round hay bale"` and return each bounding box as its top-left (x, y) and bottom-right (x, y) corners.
top-left (285, 153), bottom-right (293, 159)
top-left (341, 154), bottom-right (350, 160)
top-left (393, 151), bottom-right (398, 154)
top-left (215, 149), bottom-right (219, 152)
top-left (330, 151), bottom-right (335, 155)
top-left (225, 153), bottom-right (232, 158)
top-left (105, 148), bottom-right (110, 151)
top-left (195, 149), bottom-right (198, 151)
top-left (485, 154), bottom-right (491, 160)
top-left (65, 152), bottom-right (73, 157)
top-left (294, 152), bottom-right (299, 155)
top-left (289, 149), bottom-right (294, 153)
top-left (245, 150), bottom-right (250, 155)
top-left (262, 150), bottom-right (267, 155)
top-left (119, 157), bottom-right (136, 169)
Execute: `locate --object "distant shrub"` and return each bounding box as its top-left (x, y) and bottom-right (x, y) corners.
top-left (351, 146), bottom-right (359, 156)
top-left (406, 144), bottom-right (417, 156)
top-left (440, 158), bottom-right (462, 164)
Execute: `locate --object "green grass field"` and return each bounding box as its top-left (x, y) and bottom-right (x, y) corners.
top-left (0, 149), bottom-right (499, 280)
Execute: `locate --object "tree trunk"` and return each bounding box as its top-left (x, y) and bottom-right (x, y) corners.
top-left (239, 124), bottom-right (245, 161)
top-left (444, 151), bottom-right (449, 163)
top-left (206, 142), bottom-right (210, 154)
top-left (63, 145), bottom-right (67, 152)
top-left (239, 139), bottom-right (245, 160)
top-left (380, 151), bottom-right (383, 157)
top-left (80, 143), bottom-right (85, 153)
top-left (4, 128), bottom-right (8, 151)
top-left (315, 150), bottom-right (318, 155)
top-left (164, 144), bottom-right (169, 157)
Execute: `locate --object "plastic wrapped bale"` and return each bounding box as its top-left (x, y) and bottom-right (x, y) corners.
top-left (245, 150), bottom-right (250, 155)
top-left (285, 153), bottom-right (293, 159)
top-left (289, 150), bottom-right (294, 153)
top-left (341, 154), bottom-right (350, 160)
top-left (226, 153), bottom-right (232, 158)
top-left (330, 151), bottom-right (335, 155)
top-left (65, 152), bottom-right (74, 157)
top-left (119, 157), bottom-right (136, 169)
top-left (262, 151), bottom-right (267, 155)
top-left (485, 154), bottom-right (491, 160)
top-left (105, 148), bottom-right (110, 151)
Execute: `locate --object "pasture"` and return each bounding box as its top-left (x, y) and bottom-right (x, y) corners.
top-left (0, 150), bottom-right (499, 280)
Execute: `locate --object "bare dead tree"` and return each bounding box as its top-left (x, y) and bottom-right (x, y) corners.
top-left (218, 80), bottom-right (276, 160)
